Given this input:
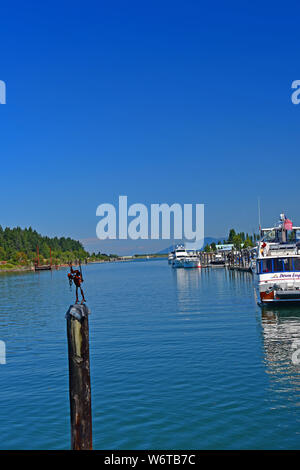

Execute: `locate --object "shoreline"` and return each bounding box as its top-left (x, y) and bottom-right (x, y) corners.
top-left (0, 255), bottom-right (168, 274)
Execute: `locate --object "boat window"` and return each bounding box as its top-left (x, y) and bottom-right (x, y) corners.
top-left (282, 258), bottom-right (293, 271)
top-left (273, 259), bottom-right (284, 272)
top-left (262, 259), bottom-right (273, 273)
top-left (294, 258), bottom-right (300, 271)
top-left (288, 231), bottom-right (296, 242)
top-left (263, 230), bottom-right (277, 242)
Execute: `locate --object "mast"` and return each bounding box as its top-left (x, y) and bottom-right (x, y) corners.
top-left (258, 197), bottom-right (261, 235)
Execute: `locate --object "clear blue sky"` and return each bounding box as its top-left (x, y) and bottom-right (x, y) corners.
top-left (1, 1), bottom-right (300, 253)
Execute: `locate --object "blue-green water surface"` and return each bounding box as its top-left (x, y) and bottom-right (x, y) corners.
top-left (0, 260), bottom-right (300, 449)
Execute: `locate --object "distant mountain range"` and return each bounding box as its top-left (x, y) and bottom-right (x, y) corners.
top-left (157, 237), bottom-right (221, 254)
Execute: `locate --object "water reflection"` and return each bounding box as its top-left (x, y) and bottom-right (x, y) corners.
top-left (172, 267), bottom-right (203, 291)
top-left (171, 268), bottom-right (210, 316)
top-left (260, 306), bottom-right (300, 398)
top-left (226, 268), bottom-right (254, 288)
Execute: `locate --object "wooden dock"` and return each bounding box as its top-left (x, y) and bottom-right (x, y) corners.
top-left (34, 244), bottom-right (52, 271)
top-left (227, 250), bottom-right (253, 272)
top-left (198, 249), bottom-right (253, 273)
top-left (34, 264), bottom-right (52, 271)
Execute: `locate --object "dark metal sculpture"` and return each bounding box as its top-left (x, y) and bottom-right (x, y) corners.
top-left (68, 262), bottom-right (86, 304)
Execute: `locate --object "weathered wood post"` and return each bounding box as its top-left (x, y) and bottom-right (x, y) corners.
top-left (66, 304), bottom-right (92, 450)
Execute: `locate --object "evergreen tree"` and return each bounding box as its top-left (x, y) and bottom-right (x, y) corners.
top-left (0, 226), bottom-right (89, 265)
top-left (228, 229), bottom-right (236, 243)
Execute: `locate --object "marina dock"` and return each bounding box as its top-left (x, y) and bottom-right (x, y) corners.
top-left (170, 246), bottom-right (254, 272)
top-left (227, 251), bottom-right (253, 272)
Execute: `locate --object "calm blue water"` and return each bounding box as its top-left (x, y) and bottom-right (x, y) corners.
top-left (1, 260), bottom-right (300, 449)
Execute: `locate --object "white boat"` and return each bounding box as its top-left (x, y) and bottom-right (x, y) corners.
top-left (256, 213), bottom-right (300, 305)
top-left (171, 245), bottom-right (189, 268)
top-left (170, 246), bottom-right (201, 268)
top-left (168, 251), bottom-right (175, 265)
top-left (210, 253), bottom-right (225, 266)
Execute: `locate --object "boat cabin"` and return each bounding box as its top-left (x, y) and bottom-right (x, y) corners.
top-left (257, 256), bottom-right (300, 274)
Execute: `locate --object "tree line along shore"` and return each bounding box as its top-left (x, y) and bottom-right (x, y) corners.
top-left (0, 226), bottom-right (258, 273)
top-left (0, 226), bottom-right (117, 272)
top-left (0, 226), bottom-right (167, 272)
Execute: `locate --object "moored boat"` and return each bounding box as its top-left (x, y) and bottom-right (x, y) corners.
top-left (210, 253), bottom-right (225, 266)
top-left (256, 214), bottom-right (300, 305)
top-left (168, 250), bottom-right (175, 265)
top-left (171, 245), bottom-right (188, 268)
top-left (170, 245), bottom-right (201, 268)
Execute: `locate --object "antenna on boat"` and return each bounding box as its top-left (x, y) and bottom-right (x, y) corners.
top-left (258, 197), bottom-right (261, 235)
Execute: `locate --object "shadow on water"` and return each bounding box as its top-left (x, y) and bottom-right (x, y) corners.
top-left (261, 304), bottom-right (300, 317)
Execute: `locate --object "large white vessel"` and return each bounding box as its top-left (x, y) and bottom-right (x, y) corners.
top-left (169, 245), bottom-right (201, 268)
top-left (171, 245), bottom-right (189, 268)
top-left (256, 214), bottom-right (300, 305)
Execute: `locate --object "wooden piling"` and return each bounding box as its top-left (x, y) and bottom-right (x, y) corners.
top-left (66, 304), bottom-right (92, 450)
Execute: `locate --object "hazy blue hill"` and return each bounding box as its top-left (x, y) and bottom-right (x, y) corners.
top-left (157, 237), bottom-right (221, 254)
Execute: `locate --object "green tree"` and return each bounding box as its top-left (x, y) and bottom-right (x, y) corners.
top-left (0, 246), bottom-right (6, 260)
top-left (232, 234), bottom-right (243, 250)
top-left (228, 229), bottom-right (236, 243)
top-left (243, 237), bottom-right (254, 249)
top-left (0, 226), bottom-right (90, 266)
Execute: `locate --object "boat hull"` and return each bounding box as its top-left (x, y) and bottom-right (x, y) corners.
top-left (257, 282), bottom-right (300, 306)
top-left (260, 298), bottom-right (300, 305)
top-left (172, 259), bottom-right (185, 268)
top-left (183, 260), bottom-right (201, 268)
top-left (34, 265), bottom-right (52, 271)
